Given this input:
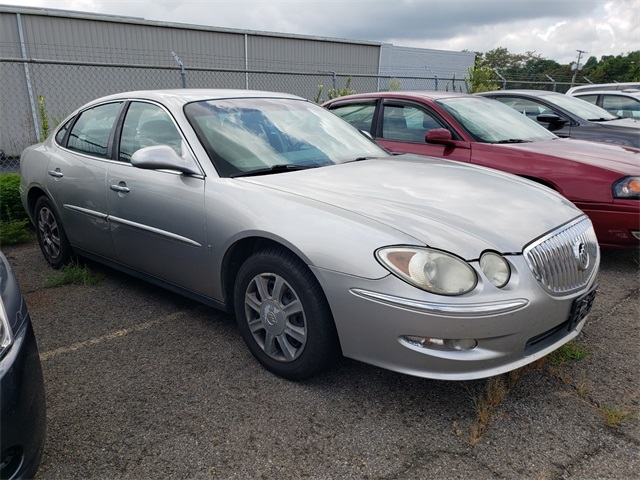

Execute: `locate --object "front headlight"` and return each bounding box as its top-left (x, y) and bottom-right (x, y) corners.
top-left (613, 176), bottom-right (640, 199)
top-left (479, 252), bottom-right (511, 288)
top-left (0, 298), bottom-right (12, 358)
top-left (376, 247), bottom-right (477, 295)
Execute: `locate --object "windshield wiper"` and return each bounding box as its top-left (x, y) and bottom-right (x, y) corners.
top-left (231, 164), bottom-right (316, 178)
top-left (493, 139), bottom-right (532, 144)
top-left (588, 118), bottom-right (613, 122)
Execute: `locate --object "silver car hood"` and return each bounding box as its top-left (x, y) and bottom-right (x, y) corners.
top-left (240, 156), bottom-right (581, 259)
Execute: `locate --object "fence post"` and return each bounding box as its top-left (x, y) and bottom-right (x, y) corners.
top-left (493, 68), bottom-right (507, 90)
top-left (319, 70), bottom-right (337, 93)
top-left (545, 75), bottom-right (557, 91)
top-left (171, 51), bottom-right (187, 88)
top-left (426, 67), bottom-right (438, 91)
top-left (17, 13), bottom-right (41, 142)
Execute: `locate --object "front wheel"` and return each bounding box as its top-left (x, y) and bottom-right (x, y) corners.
top-left (34, 196), bottom-right (72, 269)
top-left (233, 248), bottom-right (340, 380)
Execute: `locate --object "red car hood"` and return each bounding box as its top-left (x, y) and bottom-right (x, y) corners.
top-left (498, 138), bottom-right (640, 174)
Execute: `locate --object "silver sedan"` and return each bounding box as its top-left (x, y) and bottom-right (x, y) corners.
top-left (20, 89), bottom-right (600, 380)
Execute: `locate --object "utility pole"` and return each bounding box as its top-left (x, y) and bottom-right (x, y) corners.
top-left (570, 49), bottom-right (587, 87)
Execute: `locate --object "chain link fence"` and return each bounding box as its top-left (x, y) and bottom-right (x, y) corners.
top-left (1, 58), bottom-right (455, 172)
top-left (1, 57), bottom-right (571, 173)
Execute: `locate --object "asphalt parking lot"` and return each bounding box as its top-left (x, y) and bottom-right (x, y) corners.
top-left (4, 240), bottom-right (639, 479)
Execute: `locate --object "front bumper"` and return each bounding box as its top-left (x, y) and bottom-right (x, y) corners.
top-left (312, 255), bottom-right (598, 380)
top-left (576, 200), bottom-right (640, 248)
top-left (0, 319), bottom-right (47, 480)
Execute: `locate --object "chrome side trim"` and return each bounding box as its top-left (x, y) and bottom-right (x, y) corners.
top-left (350, 288), bottom-right (528, 317)
top-left (63, 204), bottom-right (108, 220)
top-left (63, 204), bottom-right (202, 248)
top-left (108, 215), bottom-right (202, 247)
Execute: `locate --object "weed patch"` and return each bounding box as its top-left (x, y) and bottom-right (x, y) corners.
top-left (599, 405), bottom-right (629, 428)
top-left (45, 263), bottom-right (103, 287)
top-left (547, 341), bottom-right (589, 366)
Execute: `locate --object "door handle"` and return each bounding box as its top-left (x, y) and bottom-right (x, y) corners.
top-left (48, 170), bottom-right (64, 178)
top-left (110, 184), bottom-right (130, 193)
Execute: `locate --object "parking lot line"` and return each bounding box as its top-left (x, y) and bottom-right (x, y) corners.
top-left (39, 311), bottom-right (187, 362)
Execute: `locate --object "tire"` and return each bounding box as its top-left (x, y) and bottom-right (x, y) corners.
top-left (233, 248), bottom-right (340, 380)
top-left (34, 196), bottom-right (73, 269)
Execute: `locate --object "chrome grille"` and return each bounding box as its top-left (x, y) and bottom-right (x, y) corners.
top-left (524, 216), bottom-right (599, 295)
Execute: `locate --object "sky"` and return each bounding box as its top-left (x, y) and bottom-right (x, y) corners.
top-left (6, 0), bottom-right (640, 64)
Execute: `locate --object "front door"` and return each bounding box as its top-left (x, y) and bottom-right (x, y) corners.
top-left (106, 101), bottom-right (209, 295)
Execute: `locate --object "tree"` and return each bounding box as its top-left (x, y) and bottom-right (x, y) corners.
top-left (587, 51), bottom-right (640, 82)
top-left (473, 47), bottom-right (639, 86)
top-left (464, 65), bottom-right (500, 93)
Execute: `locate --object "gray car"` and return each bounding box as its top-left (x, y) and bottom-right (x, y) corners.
top-left (20, 89), bottom-right (600, 381)
top-left (478, 89), bottom-right (640, 147)
top-left (0, 251), bottom-right (46, 479)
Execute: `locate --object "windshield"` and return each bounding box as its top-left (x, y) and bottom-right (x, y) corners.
top-left (436, 97), bottom-right (558, 143)
top-left (184, 98), bottom-right (388, 177)
top-left (543, 93), bottom-right (618, 121)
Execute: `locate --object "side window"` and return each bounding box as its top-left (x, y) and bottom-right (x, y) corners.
top-left (54, 118), bottom-right (72, 146)
top-left (381, 105), bottom-right (439, 142)
top-left (493, 97), bottom-right (553, 121)
top-left (66, 102), bottom-right (122, 158)
top-left (576, 94), bottom-right (598, 105)
top-left (329, 103), bottom-right (375, 133)
top-left (119, 102), bottom-right (182, 162)
top-left (382, 106), bottom-right (407, 140)
top-left (602, 95), bottom-right (640, 118)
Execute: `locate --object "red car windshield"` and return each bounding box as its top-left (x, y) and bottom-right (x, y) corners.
top-left (437, 97), bottom-right (558, 143)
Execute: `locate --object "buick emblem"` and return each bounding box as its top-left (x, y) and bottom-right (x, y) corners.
top-left (266, 311), bottom-right (278, 326)
top-left (573, 242), bottom-right (589, 271)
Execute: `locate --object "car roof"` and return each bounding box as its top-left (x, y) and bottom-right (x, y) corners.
top-left (326, 90), bottom-right (474, 103)
top-left (573, 90), bottom-right (640, 98)
top-left (566, 82), bottom-right (640, 94)
top-left (86, 89), bottom-right (305, 108)
top-left (478, 89), bottom-right (559, 97)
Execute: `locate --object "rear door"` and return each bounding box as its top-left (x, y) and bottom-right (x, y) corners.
top-left (46, 101), bottom-right (123, 258)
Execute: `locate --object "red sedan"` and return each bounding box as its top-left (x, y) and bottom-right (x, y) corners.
top-left (324, 92), bottom-right (640, 248)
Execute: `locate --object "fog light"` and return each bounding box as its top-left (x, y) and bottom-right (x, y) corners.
top-left (401, 335), bottom-right (478, 351)
top-left (631, 231), bottom-right (640, 240)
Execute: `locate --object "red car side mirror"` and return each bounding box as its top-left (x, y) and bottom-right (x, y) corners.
top-left (425, 128), bottom-right (454, 145)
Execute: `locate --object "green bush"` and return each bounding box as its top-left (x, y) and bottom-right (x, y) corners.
top-left (0, 173), bottom-right (32, 245)
top-left (0, 220), bottom-right (33, 245)
top-left (0, 174), bottom-right (28, 222)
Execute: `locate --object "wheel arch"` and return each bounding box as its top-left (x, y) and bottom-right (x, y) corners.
top-left (221, 236), bottom-right (312, 313)
top-left (26, 186), bottom-right (49, 220)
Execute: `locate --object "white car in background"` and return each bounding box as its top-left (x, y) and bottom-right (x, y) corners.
top-left (566, 82), bottom-right (640, 95)
top-left (570, 89), bottom-right (640, 119)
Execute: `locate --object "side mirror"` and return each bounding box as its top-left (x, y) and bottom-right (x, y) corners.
top-left (536, 114), bottom-right (568, 132)
top-left (131, 145), bottom-right (200, 175)
top-left (425, 128), bottom-right (454, 145)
